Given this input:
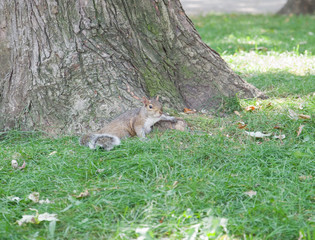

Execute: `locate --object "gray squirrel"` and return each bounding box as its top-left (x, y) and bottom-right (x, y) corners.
top-left (79, 96), bottom-right (177, 150)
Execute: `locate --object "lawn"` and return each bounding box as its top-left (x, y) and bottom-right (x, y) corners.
top-left (1, 14), bottom-right (314, 239)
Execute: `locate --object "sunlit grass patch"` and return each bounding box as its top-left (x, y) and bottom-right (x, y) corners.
top-left (223, 52), bottom-right (315, 97)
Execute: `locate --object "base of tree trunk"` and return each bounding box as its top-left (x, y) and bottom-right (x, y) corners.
top-left (278, 0), bottom-right (315, 14)
top-left (0, 0), bottom-right (265, 134)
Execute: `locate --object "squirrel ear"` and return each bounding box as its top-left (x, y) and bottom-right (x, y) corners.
top-left (142, 96), bottom-right (149, 105)
top-left (156, 95), bottom-right (159, 101)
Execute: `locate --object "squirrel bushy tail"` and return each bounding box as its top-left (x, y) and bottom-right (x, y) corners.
top-left (79, 134), bottom-right (121, 150)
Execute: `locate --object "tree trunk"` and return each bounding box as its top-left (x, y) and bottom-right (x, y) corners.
top-left (278, 0), bottom-right (315, 14)
top-left (0, 0), bottom-right (264, 134)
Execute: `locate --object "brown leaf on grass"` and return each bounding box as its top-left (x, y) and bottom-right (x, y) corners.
top-left (245, 105), bottom-right (257, 111)
top-left (298, 114), bottom-right (311, 120)
top-left (266, 102), bottom-right (272, 108)
top-left (159, 216), bottom-right (165, 223)
top-left (18, 161), bottom-right (26, 169)
top-left (237, 122), bottom-right (247, 129)
top-left (297, 125), bottom-right (305, 137)
top-left (75, 190), bottom-right (90, 198)
top-left (183, 108), bottom-right (197, 114)
top-left (234, 111), bottom-right (242, 117)
top-left (273, 125), bottom-right (282, 129)
top-left (244, 190), bottom-right (257, 198)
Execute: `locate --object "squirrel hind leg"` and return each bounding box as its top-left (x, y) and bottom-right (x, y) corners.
top-left (95, 134), bottom-right (121, 151)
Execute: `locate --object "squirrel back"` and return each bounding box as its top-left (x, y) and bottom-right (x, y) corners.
top-left (79, 96), bottom-right (175, 150)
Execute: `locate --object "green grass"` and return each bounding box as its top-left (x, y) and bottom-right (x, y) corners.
top-left (1, 14), bottom-right (315, 239)
top-left (193, 14), bottom-right (315, 98)
top-left (193, 14), bottom-right (315, 55)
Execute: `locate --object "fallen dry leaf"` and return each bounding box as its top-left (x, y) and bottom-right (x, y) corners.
top-left (183, 108), bottom-right (197, 114)
top-left (298, 114), bottom-right (311, 120)
top-left (17, 215), bottom-right (37, 226)
top-left (159, 216), bottom-right (165, 223)
top-left (245, 105), bottom-right (257, 111)
top-left (173, 181), bottom-right (179, 187)
top-left (49, 151), bottom-right (57, 156)
top-left (19, 161), bottom-right (26, 169)
top-left (244, 190), bottom-right (257, 198)
top-left (274, 134), bottom-right (286, 140)
top-left (237, 122), bottom-right (247, 129)
top-left (37, 212), bottom-right (59, 222)
top-left (28, 192), bottom-right (40, 203)
top-left (234, 111), bottom-right (242, 117)
top-left (245, 131), bottom-right (272, 138)
top-left (17, 208), bottom-right (59, 226)
top-left (11, 160), bottom-right (18, 169)
top-left (297, 125), bottom-right (305, 137)
top-left (28, 192), bottom-right (53, 204)
top-left (39, 199), bottom-right (54, 204)
top-left (8, 196), bottom-right (21, 203)
top-left (75, 189), bottom-right (90, 198)
top-left (11, 160), bottom-right (26, 170)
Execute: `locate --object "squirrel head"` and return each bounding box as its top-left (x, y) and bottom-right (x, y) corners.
top-left (142, 96), bottom-right (163, 117)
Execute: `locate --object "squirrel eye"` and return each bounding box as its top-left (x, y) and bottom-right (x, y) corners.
top-left (149, 104), bottom-right (153, 109)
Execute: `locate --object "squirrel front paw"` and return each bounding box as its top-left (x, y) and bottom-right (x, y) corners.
top-left (161, 115), bottom-right (177, 122)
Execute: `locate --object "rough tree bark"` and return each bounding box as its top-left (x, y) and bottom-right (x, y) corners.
top-left (0, 0), bottom-right (264, 134)
top-left (278, 0), bottom-right (315, 14)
